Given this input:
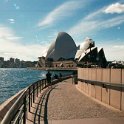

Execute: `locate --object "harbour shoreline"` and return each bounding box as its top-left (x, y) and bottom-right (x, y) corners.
top-left (28, 67), bottom-right (77, 71)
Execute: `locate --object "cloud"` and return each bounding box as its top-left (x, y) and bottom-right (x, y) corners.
top-left (113, 45), bottom-right (124, 49)
top-left (68, 7), bottom-right (104, 35)
top-left (0, 25), bottom-right (48, 60)
top-left (0, 41), bottom-right (48, 61)
top-left (6, 36), bottom-right (23, 40)
top-left (84, 8), bottom-right (104, 20)
top-left (68, 20), bottom-right (97, 36)
top-left (98, 44), bottom-right (124, 61)
top-left (0, 25), bottom-right (15, 38)
top-left (68, 8), bottom-right (124, 36)
top-left (5, 0), bottom-right (9, 3)
top-left (13, 4), bottom-right (20, 10)
top-left (8, 19), bottom-right (15, 24)
top-left (38, 0), bottom-right (84, 27)
top-left (100, 15), bottom-right (124, 28)
top-left (0, 25), bottom-right (22, 40)
top-left (104, 2), bottom-right (124, 14)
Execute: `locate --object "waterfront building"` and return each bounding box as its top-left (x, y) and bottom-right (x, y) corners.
top-left (75, 37), bottom-right (95, 60)
top-left (0, 57), bottom-right (4, 68)
top-left (9, 58), bottom-right (15, 68)
top-left (15, 58), bottom-right (21, 68)
top-left (97, 48), bottom-right (107, 68)
top-left (0, 57), bottom-right (36, 68)
top-left (10, 58), bottom-right (14, 63)
top-left (38, 32), bottom-right (107, 68)
top-left (52, 60), bottom-right (76, 68)
top-left (37, 56), bottom-right (46, 67)
top-left (74, 37), bottom-right (107, 67)
top-left (46, 32), bottom-right (77, 61)
top-left (0, 57), bottom-right (4, 62)
top-left (37, 32), bottom-right (77, 68)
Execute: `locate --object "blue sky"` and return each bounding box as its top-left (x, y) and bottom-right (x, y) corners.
top-left (0, 0), bottom-right (124, 61)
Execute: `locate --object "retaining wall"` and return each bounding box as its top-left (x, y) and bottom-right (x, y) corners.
top-left (77, 68), bottom-right (124, 111)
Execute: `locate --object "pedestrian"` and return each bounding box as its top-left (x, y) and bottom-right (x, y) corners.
top-left (59, 73), bottom-right (62, 82)
top-left (46, 71), bottom-right (52, 86)
top-left (54, 74), bottom-right (58, 79)
top-left (72, 71), bottom-right (77, 84)
top-left (59, 73), bottom-right (62, 78)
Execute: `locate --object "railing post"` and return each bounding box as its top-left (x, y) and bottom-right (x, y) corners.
top-left (44, 79), bottom-right (45, 87)
top-left (29, 87), bottom-right (31, 112)
top-left (45, 79), bottom-right (47, 87)
top-left (37, 82), bottom-right (38, 97)
top-left (30, 86), bottom-right (32, 107)
top-left (42, 80), bottom-right (43, 89)
top-left (23, 95), bottom-right (27, 124)
top-left (40, 80), bottom-right (41, 92)
top-left (33, 85), bottom-right (35, 103)
top-left (43, 80), bottom-right (44, 88)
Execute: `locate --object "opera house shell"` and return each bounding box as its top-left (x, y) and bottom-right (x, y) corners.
top-left (75, 37), bottom-right (95, 61)
top-left (38, 32), bottom-right (107, 68)
top-left (75, 37), bottom-right (107, 67)
top-left (46, 32), bottom-right (77, 61)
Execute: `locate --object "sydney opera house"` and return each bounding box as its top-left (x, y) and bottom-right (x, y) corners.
top-left (37, 32), bottom-right (107, 68)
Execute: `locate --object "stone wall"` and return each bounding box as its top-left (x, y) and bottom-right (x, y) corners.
top-left (77, 68), bottom-right (124, 111)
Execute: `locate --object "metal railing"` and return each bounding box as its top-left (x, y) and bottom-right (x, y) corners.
top-left (78, 78), bottom-right (124, 91)
top-left (1, 75), bottom-right (72, 124)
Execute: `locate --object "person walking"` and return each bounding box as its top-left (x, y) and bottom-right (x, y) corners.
top-left (72, 71), bottom-right (77, 84)
top-left (59, 73), bottom-right (62, 82)
top-left (59, 73), bottom-right (62, 78)
top-left (46, 71), bottom-right (52, 86)
top-left (54, 74), bottom-right (59, 79)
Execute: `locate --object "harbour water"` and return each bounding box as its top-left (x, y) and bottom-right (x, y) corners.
top-left (0, 68), bottom-right (72, 104)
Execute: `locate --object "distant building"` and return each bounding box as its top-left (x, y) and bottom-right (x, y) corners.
top-left (107, 60), bottom-right (124, 68)
top-left (8, 58), bottom-right (14, 68)
top-left (37, 56), bottom-right (46, 67)
top-left (37, 32), bottom-right (107, 68)
top-left (75, 37), bottom-right (107, 67)
top-left (75, 37), bottom-right (95, 60)
top-left (0, 57), bottom-right (37, 68)
top-left (0, 57), bottom-right (4, 62)
top-left (97, 48), bottom-right (107, 68)
top-left (46, 32), bottom-right (77, 61)
top-left (52, 61), bottom-right (76, 68)
top-left (15, 58), bottom-right (21, 67)
top-left (0, 57), bottom-right (4, 68)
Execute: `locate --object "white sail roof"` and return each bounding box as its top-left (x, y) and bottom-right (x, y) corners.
top-left (78, 47), bottom-right (97, 62)
top-left (75, 37), bottom-right (95, 59)
top-left (46, 32), bottom-right (77, 60)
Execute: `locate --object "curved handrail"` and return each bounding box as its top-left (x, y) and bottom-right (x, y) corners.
top-left (1, 78), bottom-right (47, 124)
top-left (1, 75), bottom-right (72, 124)
top-left (1, 89), bottom-right (27, 124)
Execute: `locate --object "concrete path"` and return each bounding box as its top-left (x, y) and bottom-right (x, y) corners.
top-left (26, 78), bottom-right (124, 124)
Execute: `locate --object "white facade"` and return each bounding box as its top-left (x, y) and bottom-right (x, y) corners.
top-left (78, 47), bottom-right (97, 62)
top-left (75, 37), bottom-right (94, 60)
top-left (46, 32), bottom-right (77, 61)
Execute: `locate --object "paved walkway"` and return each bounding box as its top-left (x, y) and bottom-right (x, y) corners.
top-left (26, 78), bottom-right (124, 124)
